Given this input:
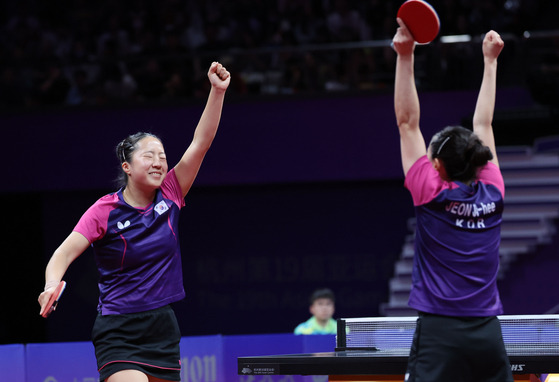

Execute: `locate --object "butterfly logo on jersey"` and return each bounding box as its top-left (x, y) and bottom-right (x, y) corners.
top-left (154, 201), bottom-right (169, 215)
top-left (117, 220), bottom-right (131, 230)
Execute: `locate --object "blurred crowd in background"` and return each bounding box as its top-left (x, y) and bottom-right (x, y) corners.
top-left (0, 0), bottom-right (558, 112)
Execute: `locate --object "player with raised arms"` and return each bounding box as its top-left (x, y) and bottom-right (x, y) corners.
top-left (392, 13), bottom-right (514, 382)
top-left (38, 61), bottom-right (230, 382)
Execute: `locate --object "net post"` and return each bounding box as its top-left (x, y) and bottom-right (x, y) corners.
top-left (336, 319), bottom-right (346, 350)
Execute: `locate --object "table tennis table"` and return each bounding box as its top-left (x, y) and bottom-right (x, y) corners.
top-left (238, 315), bottom-right (559, 381)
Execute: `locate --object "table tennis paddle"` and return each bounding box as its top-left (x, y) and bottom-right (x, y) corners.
top-left (41, 281), bottom-right (67, 318)
top-left (397, 0), bottom-right (440, 44)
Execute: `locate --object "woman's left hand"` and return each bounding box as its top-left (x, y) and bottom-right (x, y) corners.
top-left (208, 61), bottom-right (231, 91)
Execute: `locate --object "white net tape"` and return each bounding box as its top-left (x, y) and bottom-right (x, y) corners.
top-left (339, 315), bottom-right (559, 356)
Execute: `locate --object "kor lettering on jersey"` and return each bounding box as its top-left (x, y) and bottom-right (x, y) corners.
top-left (445, 201), bottom-right (496, 228)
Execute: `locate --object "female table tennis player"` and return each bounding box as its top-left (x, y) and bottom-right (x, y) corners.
top-left (38, 61), bottom-right (230, 382)
top-left (392, 18), bottom-right (513, 382)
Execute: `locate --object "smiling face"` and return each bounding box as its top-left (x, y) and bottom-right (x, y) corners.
top-left (122, 136), bottom-right (168, 191)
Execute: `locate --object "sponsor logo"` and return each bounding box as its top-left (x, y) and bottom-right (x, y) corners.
top-left (510, 364), bottom-right (525, 372)
top-left (117, 220), bottom-right (130, 229)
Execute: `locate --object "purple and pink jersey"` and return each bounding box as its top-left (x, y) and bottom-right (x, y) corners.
top-left (404, 155), bottom-right (505, 316)
top-left (74, 169), bottom-right (186, 315)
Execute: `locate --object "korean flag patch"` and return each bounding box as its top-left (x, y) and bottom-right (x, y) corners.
top-left (154, 201), bottom-right (169, 215)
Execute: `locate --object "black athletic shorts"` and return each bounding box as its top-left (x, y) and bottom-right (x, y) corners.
top-left (92, 305), bottom-right (181, 381)
top-left (405, 313), bottom-right (513, 382)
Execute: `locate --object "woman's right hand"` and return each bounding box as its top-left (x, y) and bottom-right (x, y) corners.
top-left (38, 281), bottom-right (58, 316)
top-left (393, 18), bottom-right (416, 57)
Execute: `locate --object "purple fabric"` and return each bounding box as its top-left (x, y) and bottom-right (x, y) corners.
top-left (404, 156), bottom-right (505, 316)
top-left (74, 169), bottom-right (186, 314)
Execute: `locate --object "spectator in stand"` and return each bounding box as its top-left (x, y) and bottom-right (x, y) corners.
top-left (294, 288), bottom-right (337, 335)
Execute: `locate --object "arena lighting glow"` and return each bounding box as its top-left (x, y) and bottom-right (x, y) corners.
top-left (440, 34), bottom-right (472, 43)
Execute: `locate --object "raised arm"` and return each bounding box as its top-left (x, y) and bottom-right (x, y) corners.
top-left (393, 18), bottom-right (427, 176)
top-left (473, 31), bottom-right (504, 167)
top-left (174, 62), bottom-right (231, 197)
top-left (38, 231), bottom-right (90, 316)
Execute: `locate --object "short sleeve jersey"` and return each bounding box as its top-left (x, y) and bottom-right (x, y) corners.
top-left (74, 169), bottom-right (186, 315)
top-left (404, 156), bottom-right (505, 316)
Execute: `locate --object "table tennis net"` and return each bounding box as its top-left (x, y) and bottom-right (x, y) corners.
top-left (336, 315), bottom-right (559, 356)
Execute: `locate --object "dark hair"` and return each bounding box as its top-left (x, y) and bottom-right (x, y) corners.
top-left (115, 132), bottom-right (161, 188)
top-left (309, 288), bottom-right (335, 305)
top-left (430, 126), bottom-right (493, 182)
